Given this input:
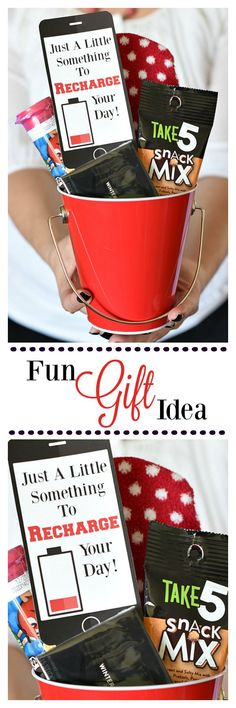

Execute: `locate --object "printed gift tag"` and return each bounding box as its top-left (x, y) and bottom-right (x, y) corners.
top-left (9, 440), bottom-right (139, 645)
top-left (39, 12), bottom-right (134, 168)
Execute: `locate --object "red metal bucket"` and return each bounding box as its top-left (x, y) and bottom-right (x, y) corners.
top-left (49, 189), bottom-right (204, 334)
top-left (33, 670), bottom-right (224, 700)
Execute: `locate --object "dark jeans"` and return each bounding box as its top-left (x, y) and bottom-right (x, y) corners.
top-left (167, 300), bottom-right (228, 343)
top-left (8, 301), bottom-right (228, 343)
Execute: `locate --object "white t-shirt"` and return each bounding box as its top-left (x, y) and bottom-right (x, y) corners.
top-left (8, 8), bottom-right (228, 341)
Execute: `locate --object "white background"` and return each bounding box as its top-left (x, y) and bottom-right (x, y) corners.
top-left (8, 348), bottom-right (228, 431)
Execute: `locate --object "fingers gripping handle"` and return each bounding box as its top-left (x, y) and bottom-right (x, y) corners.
top-left (48, 209), bottom-right (93, 306)
top-left (48, 203), bottom-right (205, 326)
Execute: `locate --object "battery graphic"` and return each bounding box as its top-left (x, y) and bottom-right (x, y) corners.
top-left (62, 98), bottom-right (94, 149)
top-left (38, 547), bottom-right (83, 617)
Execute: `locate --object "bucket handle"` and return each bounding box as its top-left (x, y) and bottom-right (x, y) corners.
top-left (48, 202), bottom-right (205, 326)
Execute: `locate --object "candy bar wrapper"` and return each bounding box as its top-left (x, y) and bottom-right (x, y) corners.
top-left (31, 606), bottom-right (171, 687)
top-left (8, 545), bottom-right (45, 658)
top-left (60, 141), bottom-right (158, 199)
top-left (144, 522), bottom-right (228, 683)
top-left (9, 439), bottom-right (140, 647)
top-left (15, 97), bottom-right (71, 183)
top-left (138, 83), bottom-right (217, 195)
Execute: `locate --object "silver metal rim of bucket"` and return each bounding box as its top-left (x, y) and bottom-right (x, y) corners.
top-left (31, 668), bottom-right (225, 692)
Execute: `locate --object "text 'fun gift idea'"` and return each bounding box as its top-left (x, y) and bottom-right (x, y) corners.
top-left (40, 12), bottom-right (134, 168)
top-left (9, 440), bottom-right (139, 646)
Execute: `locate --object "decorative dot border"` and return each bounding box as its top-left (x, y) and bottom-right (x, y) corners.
top-left (8, 430), bottom-right (226, 437)
top-left (9, 346), bottom-right (227, 438)
top-left (9, 345), bottom-right (227, 353)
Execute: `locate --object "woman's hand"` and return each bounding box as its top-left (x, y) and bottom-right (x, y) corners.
top-left (48, 237), bottom-right (203, 339)
top-left (48, 239), bottom-right (203, 341)
top-left (106, 257), bottom-right (203, 342)
top-left (9, 170), bottom-right (226, 342)
top-left (46, 178), bottom-right (227, 343)
top-left (48, 234), bottom-right (86, 315)
top-left (48, 242), bottom-right (203, 341)
top-left (106, 177), bottom-right (228, 342)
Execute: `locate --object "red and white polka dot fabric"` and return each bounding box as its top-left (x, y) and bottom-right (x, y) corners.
top-left (114, 456), bottom-right (200, 598)
top-left (117, 33), bottom-right (179, 135)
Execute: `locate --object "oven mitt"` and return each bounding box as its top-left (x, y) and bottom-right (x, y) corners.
top-left (116, 33), bottom-right (179, 135)
top-left (114, 456), bottom-right (200, 597)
